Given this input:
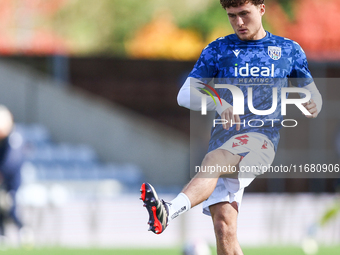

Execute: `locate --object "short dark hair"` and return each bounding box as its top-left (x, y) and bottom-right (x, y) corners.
top-left (220, 0), bottom-right (265, 9)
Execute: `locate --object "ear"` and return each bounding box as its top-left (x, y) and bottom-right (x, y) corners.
top-left (259, 4), bottom-right (266, 16)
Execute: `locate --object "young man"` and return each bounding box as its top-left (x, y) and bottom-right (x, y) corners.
top-left (0, 106), bottom-right (24, 237)
top-left (140, 0), bottom-right (322, 254)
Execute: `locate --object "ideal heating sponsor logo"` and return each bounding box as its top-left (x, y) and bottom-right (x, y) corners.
top-left (234, 63), bottom-right (275, 85)
top-left (233, 46), bottom-right (281, 85)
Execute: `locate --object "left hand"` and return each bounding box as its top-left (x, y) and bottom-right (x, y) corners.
top-left (302, 99), bottom-right (318, 118)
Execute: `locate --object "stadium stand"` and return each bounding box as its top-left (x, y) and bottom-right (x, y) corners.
top-left (17, 123), bottom-right (144, 191)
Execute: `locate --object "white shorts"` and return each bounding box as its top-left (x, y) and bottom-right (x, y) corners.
top-left (202, 132), bottom-right (275, 216)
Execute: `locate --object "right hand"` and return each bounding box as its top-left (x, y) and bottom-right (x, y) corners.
top-left (220, 107), bottom-right (241, 131)
top-left (302, 99), bottom-right (318, 119)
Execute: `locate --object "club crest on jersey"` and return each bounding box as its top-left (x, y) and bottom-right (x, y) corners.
top-left (268, 46), bottom-right (281, 60)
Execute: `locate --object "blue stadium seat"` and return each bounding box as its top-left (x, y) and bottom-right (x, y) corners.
top-left (18, 123), bottom-right (145, 192)
top-left (16, 123), bottom-right (51, 146)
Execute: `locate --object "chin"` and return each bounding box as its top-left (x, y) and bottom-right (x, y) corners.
top-left (238, 32), bottom-right (257, 41)
top-left (237, 34), bottom-right (249, 41)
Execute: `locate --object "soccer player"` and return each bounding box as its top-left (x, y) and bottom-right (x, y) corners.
top-left (140, 1), bottom-right (323, 254)
top-left (0, 106), bottom-right (24, 237)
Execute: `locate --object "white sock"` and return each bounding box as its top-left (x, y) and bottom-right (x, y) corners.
top-left (168, 193), bottom-right (191, 222)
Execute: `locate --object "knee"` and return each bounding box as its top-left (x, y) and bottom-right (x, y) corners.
top-left (213, 213), bottom-right (237, 242)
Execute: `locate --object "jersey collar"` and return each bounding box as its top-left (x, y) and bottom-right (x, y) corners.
top-left (229, 31), bottom-right (271, 44)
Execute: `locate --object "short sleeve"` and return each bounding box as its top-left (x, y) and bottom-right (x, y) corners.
top-left (188, 43), bottom-right (218, 82)
top-left (289, 42), bottom-right (313, 87)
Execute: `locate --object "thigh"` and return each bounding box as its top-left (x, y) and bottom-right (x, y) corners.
top-left (200, 149), bottom-right (241, 177)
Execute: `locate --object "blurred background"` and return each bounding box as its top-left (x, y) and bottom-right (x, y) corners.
top-left (0, 0), bottom-right (339, 254)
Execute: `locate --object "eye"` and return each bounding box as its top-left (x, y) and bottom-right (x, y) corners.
top-left (228, 14), bottom-right (236, 18)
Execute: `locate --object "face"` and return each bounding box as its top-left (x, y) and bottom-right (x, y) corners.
top-left (226, 2), bottom-right (266, 41)
top-left (0, 109), bottom-right (13, 140)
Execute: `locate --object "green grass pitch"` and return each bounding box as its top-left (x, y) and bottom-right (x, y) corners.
top-left (0, 246), bottom-right (339, 255)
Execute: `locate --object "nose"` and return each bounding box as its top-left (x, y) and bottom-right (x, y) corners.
top-left (236, 16), bottom-right (244, 27)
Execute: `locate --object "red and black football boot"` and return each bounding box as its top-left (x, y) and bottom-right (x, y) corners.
top-left (140, 182), bottom-right (169, 234)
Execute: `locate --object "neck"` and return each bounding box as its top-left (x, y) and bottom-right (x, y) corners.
top-left (252, 27), bottom-right (266, 40)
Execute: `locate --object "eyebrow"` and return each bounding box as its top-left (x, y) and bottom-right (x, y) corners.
top-left (227, 10), bottom-right (250, 16)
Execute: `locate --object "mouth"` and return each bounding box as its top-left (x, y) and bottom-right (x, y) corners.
top-left (238, 29), bottom-right (248, 34)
